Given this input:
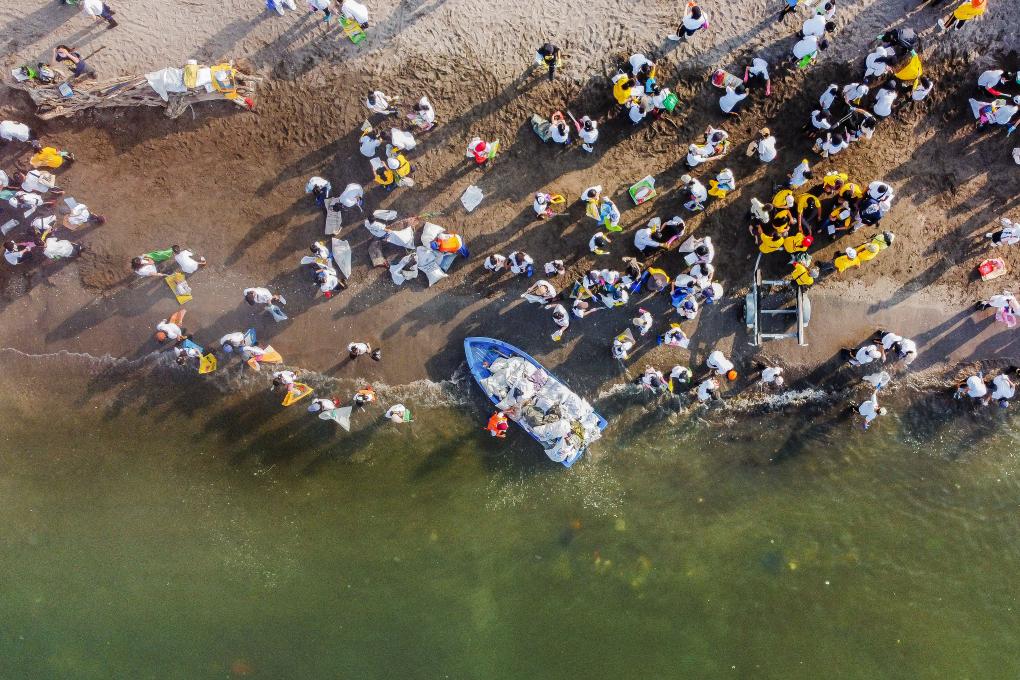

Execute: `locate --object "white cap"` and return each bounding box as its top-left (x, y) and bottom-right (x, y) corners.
top-left (845, 247), bottom-right (858, 259)
top-left (680, 174), bottom-right (693, 184)
top-left (387, 157), bottom-right (400, 170)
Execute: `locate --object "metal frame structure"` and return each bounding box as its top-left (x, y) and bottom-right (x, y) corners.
top-left (745, 254), bottom-right (810, 346)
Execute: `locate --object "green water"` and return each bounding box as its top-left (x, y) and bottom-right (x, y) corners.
top-left (1, 352), bottom-right (1018, 679)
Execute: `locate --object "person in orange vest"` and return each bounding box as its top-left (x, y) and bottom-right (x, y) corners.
top-left (486, 412), bottom-right (509, 438)
top-left (353, 385), bottom-right (377, 407)
top-left (430, 231), bottom-right (469, 258)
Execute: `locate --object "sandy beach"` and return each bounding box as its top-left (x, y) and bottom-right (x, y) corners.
top-left (0, 0), bottom-right (1019, 393)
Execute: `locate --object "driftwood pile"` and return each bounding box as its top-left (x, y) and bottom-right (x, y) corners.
top-left (6, 64), bottom-right (261, 121)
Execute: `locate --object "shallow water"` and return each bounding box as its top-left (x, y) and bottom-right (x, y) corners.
top-left (1, 351), bottom-right (1018, 679)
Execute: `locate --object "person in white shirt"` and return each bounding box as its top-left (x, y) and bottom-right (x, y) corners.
top-left (131, 254), bottom-right (161, 277)
top-left (864, 46), bottom-right (893, 79)
top-left (680, 175), bottom-right (707, 211)
top-left (706, 350), bottom-right (735, 376)
top-left (315, 266), bottom-right (341, 295)
top-left (81, 0), bottom-right (118, 27)
top-left (359, 130), bottom-right (382, 157)
top-left (308, 397), bottom-right (339, 414)
top-left (819, 83), bottom-right (838, 110)
top-left (484, 253), bottom-right (507, 272)
top-left (612, 335), bottom-right (634, 360)
top-left (792, 35), bottom-right (827, 64)
top-left (991, 373), bottom-right (1016, 407)
top-left (761, 366), bottom-right (784, 388)
top-left (347, 342), bottom-right (376, 360)
top-left (799, 14), bottom-right (833, 38)
top-left (749, 128), bottom-right (777, 163)
top-left (978, 291), bottom-right (1020, 313)
top-left (894, 338), bottom-right (917, 365)
top-left (42, 237), bottom-right (78, 260)
top-left (816, 132), bottom-right (848, 157)
top-left (847, 342), bottom-right (884, 366)
top-left (365, 91), bottom-right (397, 116)
top-left (809, 109), bottom-right (832, 131)
top-left (634, 224), bottom-right (664, 253)
top-left (31, 215), bottom-right (56, 238)
top-left (3, 241), bottom-right (32, 266)
top-left (745, 58), bottom-right (771, 94)
top-left (696, 377), bottom-right (721, 403)
top-left (64, 202), bottom-right (105, 229)
top-left (627, 99), bottom-right (647, 124)
top-left (172, 245), bottom-right (206, 274)
top-left (719, 85), bottom-right (748, 115)
top-left (911, 77), bottom-right (934, 102)
top-left (307, 0), bottom-right (333, 21)
top-left (814, 0), bottom-right (836, 21)
top-left (956, 374), bottom-right (988, 403)
top-left (788, 158), bottom-right (812, 188)
top-left (878, 331), bottom-right (903, 351)
top-left (521, 279), bottom-right (557, 304)
top-left (668, 2), bottom-right (708, 39)
top-left (8, 191), bottom-right (47, 218)
top-left (977, 69), bottom-right (1015, 97)
top-left (508, 251), bottom-right (533, 276)
top-left (857, 391), bottom-right (886, 429)
top-left (986, 217), bottom-right (1020, 247)
top-left (18, 170), bottom-right (59, 194)
top-left (842, 82), bottom-right (869, 105)
top-left (632, 308), bottom-right (654, 336)
top-left (409, 96), bottom-right (436, 130)
top-left (244, 287), bottom-right (285, 307)
top-left (549, 119), bottom-right (570, 145)
top-left (686, 143), bottom-right (721, 168)
top-left (578, 117), bottom-right (599, 153)
top-left (155, 318), bottom-right (185, 343)
top-left (0, 120), bottom-right (33, 143)
top-left (872, 84), bottom-right (897, 118)
top-left (385, 404), bottom-right (412, 423)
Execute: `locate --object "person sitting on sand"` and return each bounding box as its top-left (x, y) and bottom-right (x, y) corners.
top-left (632, 308), bottom-right (654, 336)
top-left (521, 279), bottom-right (558, 304)
top-left (131, 254), bottom-right (162, 277)
top-left (305, 176), bottom-right (331, 208)
top-left (680, 175), bottom-right (708, 212)
top-left (154, 313), bottom-right (187, 344)
top-left (508, 251), bottom-right (534, 276)
top-left (985, 216), bottom-right (1020, 247)
top-left (612, 333), bottom-right (634, 360)
top-left (658, 324), bottom-right (690, 348)
top-left (484, 253), bottom-right (507, 272)
top-left (365, 91), bottom-right (398, 116)
top-left (385, 404), bottom-right (412, 422)
top-left (634, 221), bottom-right (665, 254)
top-left (544, 259), bottom-right (566, 277)
top-left (533, 192), bottom-right (555, 219)
top-left (549, 114), bottom-right (571, 145)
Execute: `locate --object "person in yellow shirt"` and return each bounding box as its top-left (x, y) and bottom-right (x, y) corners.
top-left (822, 170), bottom-right (849, 195)
top-left (29, 145), bottom-right (74, 169)
top-left (755, 226), bottom-right (785, 253)
top-left (374, 165), bottom-right (396, 189)
top-left (771, 209), bottom-right (793, 238)
top-left (788, 261), bottom-right (817, 286)
top-left (783, 231), bottom-right (813, 254)
top-left (796, 193), bottom-right (822, 231)
top-left (771, 188), bottom-right (795, 210)
top-left (388, 154), bottom-right (411, 178)
top-left (612, 75), bottom-right (638, 106)
top-left (823, 199), bottom-right (854, 236)
top-left (832, 246), bottom-right (862, 273)
top-left (855, 232), bottom-right (895, 262)
top-left (940, 0), bottom-right (987, 31)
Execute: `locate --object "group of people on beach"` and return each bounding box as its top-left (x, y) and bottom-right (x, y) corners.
top-left (1, 120), bottom-right (100, 268)
top-left (4, 0), bottom-right (1016, 453)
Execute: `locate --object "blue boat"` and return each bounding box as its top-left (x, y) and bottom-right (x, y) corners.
top-left (464, 337), bottom-right (608, 467)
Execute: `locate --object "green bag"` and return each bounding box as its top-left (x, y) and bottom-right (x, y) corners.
top-left (662, 92), bottom-right (679, 112)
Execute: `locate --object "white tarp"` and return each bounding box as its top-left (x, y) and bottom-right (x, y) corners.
top-left (145, 67), bottom-right (187, 101)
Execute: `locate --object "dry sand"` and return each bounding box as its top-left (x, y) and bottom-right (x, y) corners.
top-left (0, 0), bottom-right (1018, 395)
